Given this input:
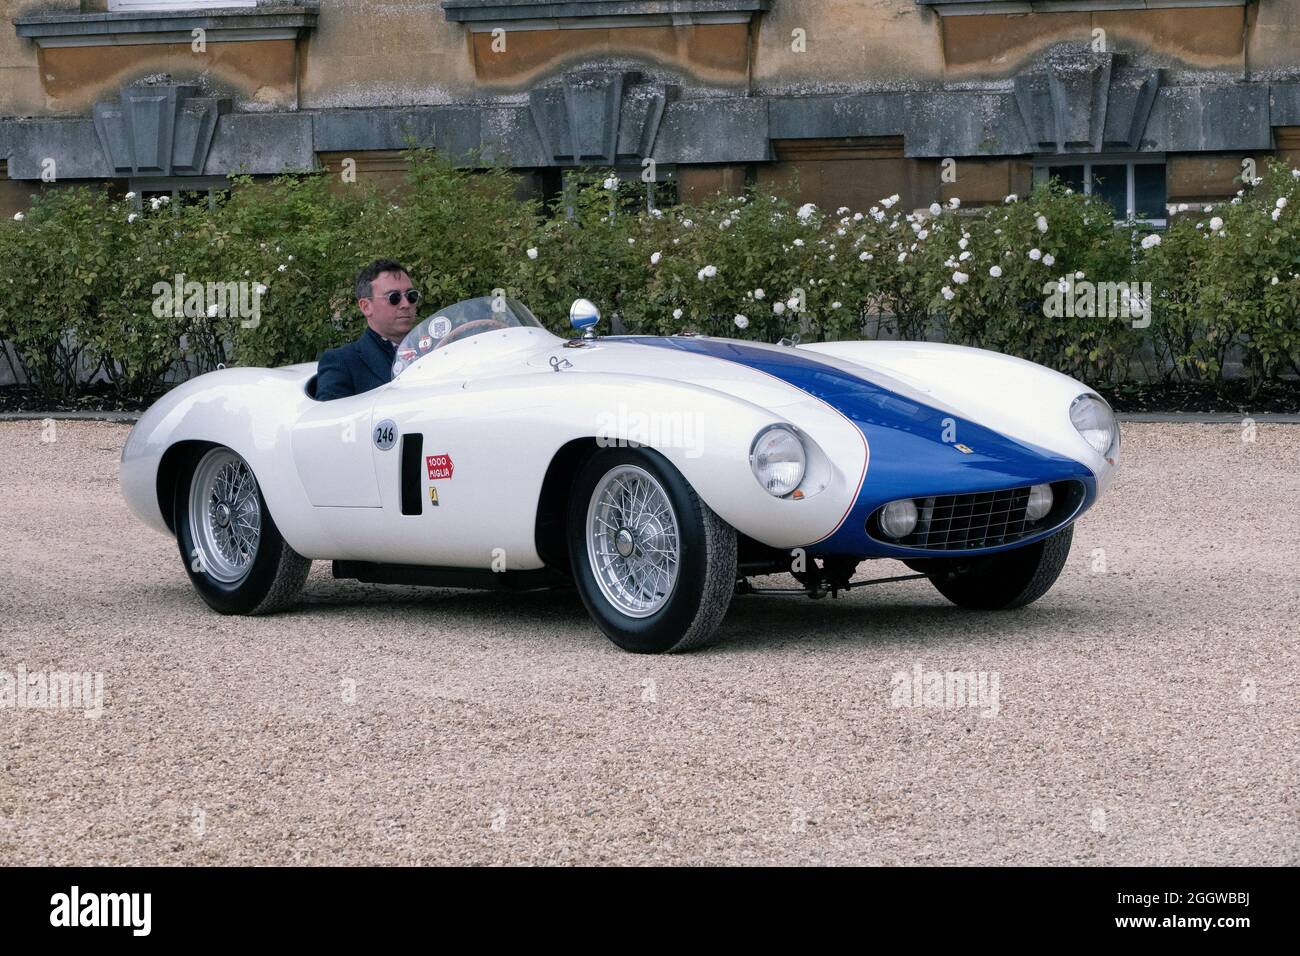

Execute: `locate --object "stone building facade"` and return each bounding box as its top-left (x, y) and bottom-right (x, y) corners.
top-left (1, 0), bottom-right (1299, 217)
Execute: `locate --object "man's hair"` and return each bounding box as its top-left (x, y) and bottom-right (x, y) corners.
top-left (355, 259), bottom-right (409, 300)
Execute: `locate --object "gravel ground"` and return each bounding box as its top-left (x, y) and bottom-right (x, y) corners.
top-left (0, 421), bottom-right (1296, 866)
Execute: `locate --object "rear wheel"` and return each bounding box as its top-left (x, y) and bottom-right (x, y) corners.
top-left (173, 445), bottom-right (311, 615)
top-left (568, 447), bottom-right (736, 653)
top-left (915, 526), bottom-right (1073, 610)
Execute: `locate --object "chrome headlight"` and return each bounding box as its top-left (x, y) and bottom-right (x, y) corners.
top-left (1070, 394), bottom-right (1118, 459)
top-left (750, 425), bottom-right (806, 497)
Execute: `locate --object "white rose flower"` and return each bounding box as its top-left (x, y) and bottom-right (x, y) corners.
top-left (988, 265), bottom-right (1002, 278)
top-left (853, 212), bottom-right (864, 221)
top-left (1272, 209), bottom-right (1282, 221)
top-left (836, 206), bottom-right (849, 215)
top-left (126, 213), bottom-right (137, 223)
top-left (651, 208), bottom-right (664, 218)
top-left (796, 202), bottom-right (818, 221)
top-left (1277, 197), bottom-right (1288, 209)
top-left (858, 251), bottom-right (872, 262)
top-left (628, 237), bottom-right (636, 245)
top-left (898, 252), bottom-right (908, 263)
top-left (672, 308), bottom-right (683, 319)
top-left (1042, 253), bottom-right (1055, 267)
top-left (1140, 233), bottom-right (1161, 249)
top-left (734, 314), bottom-right (749, 329)
top-left (929, 203), bottom-right (942, 216)
top-left (1004, 194), bottom-right (1018, 203)
top-left (124, 191), bottom-right (136, 201)
top-left (917, 229), bottom-right (928, 240)
top-left (959, 251), bottom-right (972, 261)
top-left (650, 252), bottom-right (661, 265)
top-left (772, 301), bottom-right (786, 315)
top-left (682, 218), bottom-right (694, 228)
top-left (793, 238), bottom-right (804, 247)
top-left (526, 247), bottom-right (538, 259)
top-left (1028, 248), bottom-right (1042, 260)
top-left (254, 284), bottom-right (267, 295)
top-left (958, 237), bottom-right (968, 250)
top-left (277, 263), bottom-right (288, 272)
top-left (952, 271), bottom-right (969, 284)
top-left (703, 264), bottom-right (717, 278)
top-left (949, 198), bottom-right (961, 209)
top-left (1075, 271), bottom-right (1085, 279)
top-left (786, 296), bottom-right (800, 311)
top-left (1271, 276), bottom-right (1280, 285)
top-left (603, 176), bottom-right (619, 190)
top-left (940, 286), bottom-right (955, 301)
top-left (1036, 215), bottom-right (1048, 233)
top-left (754, 288), bottom-right (765, 299)
top-left (1209, 216), bottom-right (1224, 231)
top-left (837, 227), bottom-right (847, 236)
top-left (831, 301), bottom-right (842, 309)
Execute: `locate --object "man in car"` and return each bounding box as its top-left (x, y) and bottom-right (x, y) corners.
top-left (315, 259), bottom-right (421, 401)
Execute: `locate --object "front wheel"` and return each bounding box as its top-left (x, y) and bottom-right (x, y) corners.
top-left (916, 525), bottom-right (1073, 610)
top-left (567, 447), bottom-right (737, 653)
top-left (174, 445), bottom-right (312, 615)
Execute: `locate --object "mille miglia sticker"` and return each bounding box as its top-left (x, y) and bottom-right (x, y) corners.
top-left (425, 454), bottom-right (454, 480)
top-left (954, 443), bottom-right (974, 454)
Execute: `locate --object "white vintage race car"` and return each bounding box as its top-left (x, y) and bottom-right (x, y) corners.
top-left (121, 295), bottom-right (1119, 653)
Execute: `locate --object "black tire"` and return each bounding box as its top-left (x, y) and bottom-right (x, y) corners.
top-left (173, 444), bottom-right (312, 615)
top-left (920, 525), bottom-right (1073, 610)
top-left (567, 447), bottom-right (737, 653)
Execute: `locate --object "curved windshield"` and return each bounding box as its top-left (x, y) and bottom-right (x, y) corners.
top-left (392, 295), bottom-right (544, 378)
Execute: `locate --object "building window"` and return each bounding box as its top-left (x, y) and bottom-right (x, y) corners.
top-left (1033, 157), bottom-right (1166, 226)
top-left (548, 165), bottom-right (678, 219)
top-left (129, 176), bottom-right (231, 212)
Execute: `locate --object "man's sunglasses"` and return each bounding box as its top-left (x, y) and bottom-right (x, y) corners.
top-left (368, 289), bottom-right (421, 306)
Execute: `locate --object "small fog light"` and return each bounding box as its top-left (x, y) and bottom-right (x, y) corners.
top-left (880, 499), bottom-right (919, 538)
top-left (1026, 484), bottom-right (1054, 521)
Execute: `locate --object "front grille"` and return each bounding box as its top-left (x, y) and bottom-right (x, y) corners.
top-left (867, 481), bottom-right (1082, 551)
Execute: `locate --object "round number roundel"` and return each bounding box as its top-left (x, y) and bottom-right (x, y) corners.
top-left (373, 419), bottom-right (398, 451)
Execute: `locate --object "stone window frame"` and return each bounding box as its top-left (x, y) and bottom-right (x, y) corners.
top-left (442, 0), bottom-right (772, 28)
top-left (916, 0), bottom-right (1247, 13)
top-left (108, 0), bottom-right (257, 11)
top-left (13, 4), bottom-right (317, 48)
top-left (1032, 153), bottom-right (1168, 227)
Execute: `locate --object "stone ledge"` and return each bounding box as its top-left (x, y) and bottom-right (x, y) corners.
top-left (917, 0), bottom-right (1246, 13)
top-left (14, 5), bottom-right (317, 47)
top-left (443, 0), bottom-right (769, 26)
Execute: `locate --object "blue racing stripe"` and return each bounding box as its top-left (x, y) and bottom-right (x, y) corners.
top-left (612, 336), bottom-right (1097, 556)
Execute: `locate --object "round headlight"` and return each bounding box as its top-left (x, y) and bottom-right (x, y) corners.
top-left (1070, 394), bottom-right (1118, 457)
top-left (750, 425), bottom-right (806, 497)
top-left (1025, 483), bottom-right (1053, 521)
top-left (879, 499), bottom-right (919, 538)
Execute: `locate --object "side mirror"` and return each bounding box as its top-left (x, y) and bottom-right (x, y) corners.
top-left (569, 298), bottom-right (600, 338)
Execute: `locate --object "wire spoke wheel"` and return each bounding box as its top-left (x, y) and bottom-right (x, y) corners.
top-left (189, 448), bottom-right (262, 584)
top-left (586, 464), bottom-right (680, 618)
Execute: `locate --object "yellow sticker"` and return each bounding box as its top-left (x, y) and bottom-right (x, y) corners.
top-left (428, 486), bottom-right (439, 506)
top-left (954, 443), bottom-right (974, 454)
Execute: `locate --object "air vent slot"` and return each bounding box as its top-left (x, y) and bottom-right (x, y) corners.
top-left (400, 432), bottom-right (424, 515)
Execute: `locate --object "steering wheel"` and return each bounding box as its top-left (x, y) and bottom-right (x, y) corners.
top-left (433, 318), bottom-right (509, 349)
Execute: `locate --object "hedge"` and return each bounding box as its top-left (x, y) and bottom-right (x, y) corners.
top-left (1, 151), bottom-right (1297, 402)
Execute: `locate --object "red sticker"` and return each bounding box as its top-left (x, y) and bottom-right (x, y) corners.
top-left (425, 454), bottom-right (454, 480)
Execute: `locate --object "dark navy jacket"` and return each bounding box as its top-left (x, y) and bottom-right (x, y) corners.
top-left (315, 326), bottom-right (398, 401)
